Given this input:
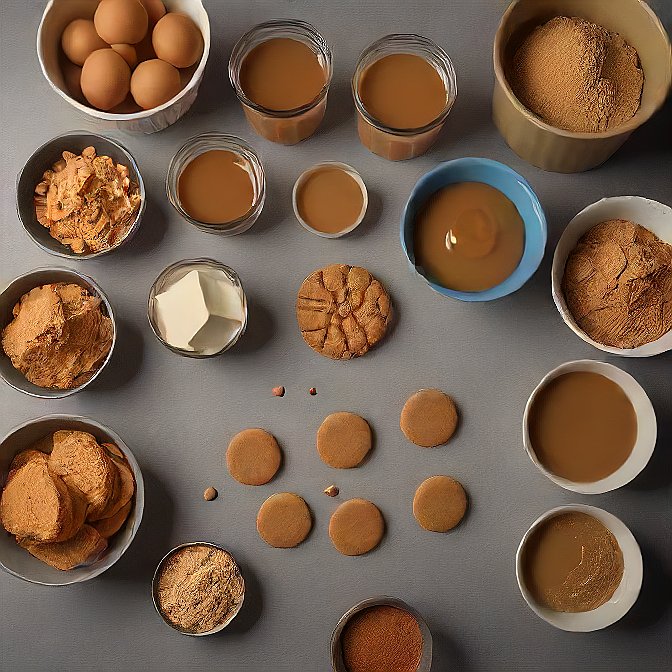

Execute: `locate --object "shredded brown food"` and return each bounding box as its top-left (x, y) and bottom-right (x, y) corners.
top-left (34, 146), bottom-right (141, 254)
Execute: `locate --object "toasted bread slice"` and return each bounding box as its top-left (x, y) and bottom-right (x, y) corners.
top-left (89, 452), bottom-right (135, 521)
top-left (19, 524), bottom-right (107, 570)
top-left (90, 500), bottom-right (132, 539)
top-left (49, 430), bottom-right (116, 519)
top-left (1, 457), bottom-right (83, 542)
top-left (101, 442), bottom-right (124, 460)
top-left (9, 449), bottom-right (46, 471)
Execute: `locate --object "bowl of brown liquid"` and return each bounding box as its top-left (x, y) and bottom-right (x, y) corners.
top-left (401, 157), bottom-right (546, 301)
top-left (523, 360), bottom-right (656, 494)
top-left (516, 504), bottom-right (643, 631)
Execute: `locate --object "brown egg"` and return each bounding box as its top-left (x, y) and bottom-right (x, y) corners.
top-left (139, 0), bottom-right (166, 26)
top-left (81, 49), bottom-right (131, 110)
top-left (130, 58), bottom-right (182, 109)
top-left (152, 13), bottom-right (203, 68)
top-left (61, 19), bottom-right (108, 66)
top-left (111, 44), bottom-right (137, 68)
top-left (61, 60), bottom-right (84, 103)
top-left (94, 0), bottom-right (148, 45)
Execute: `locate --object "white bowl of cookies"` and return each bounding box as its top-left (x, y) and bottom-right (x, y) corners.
top-left (0, 415), bottom-right (143, 585)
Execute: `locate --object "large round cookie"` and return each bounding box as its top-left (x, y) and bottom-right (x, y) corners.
top-left (226, 428), bottom-right (282, 486)
top-left (317, 412), bottom-right (372, 468)
top-left (256, 493), bottom-right (312, 548)
top-left (328, 498), bottom-right (385, 556)
top-left (413, 475), bottom-right (467, 532)
top-left (400, 389), bottom-right (458, 447)
top-left (296, 264), bottom-right (392, 360)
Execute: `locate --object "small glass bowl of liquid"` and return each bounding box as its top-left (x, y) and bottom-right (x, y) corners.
top-left (229, 20), bottom-right (333, 145)
top-left (352, 34), bottom-right (457, 161)
top-left (166, 132), bottom-right (265, 235)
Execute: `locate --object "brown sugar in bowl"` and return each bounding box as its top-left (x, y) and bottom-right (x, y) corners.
top-left (492, 0), bottom-right (671, 172)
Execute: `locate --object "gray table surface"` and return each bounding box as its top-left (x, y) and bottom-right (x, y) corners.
top-left (1, 1), bottom-right (671, 670)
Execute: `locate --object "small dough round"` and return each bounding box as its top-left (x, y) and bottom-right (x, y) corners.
top-left (257, 493), bottom-right (312, 548)
top-left (226, 428), bottom-right (281, 485)
top-left (329, 498), bottom-right (384, 556)
top-left (400, 389), bottom-right (458, 447)
top-left (317, 412), bottom-right (372, 468)
top-left (413, 475), bottom-right (467, 532)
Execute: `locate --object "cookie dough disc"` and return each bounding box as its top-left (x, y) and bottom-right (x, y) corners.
top-left (227, 429), bottom-right (281, 485)
top-left (296, 264), bottom-right (392, 360)
top-left (256, 493), bottom-right (312, 548)
top-left (317, 412), bottom-right (372, 468)
top-left (329, 498), bottom-right (385, 556)
top-left (400, 389), bottom-right (458, 447)
top-left (413, 475), bottom-right (467, 532)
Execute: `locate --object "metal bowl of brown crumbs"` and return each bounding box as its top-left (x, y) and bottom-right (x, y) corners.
top-left (152, 542), bottom-right (245, 636)
top-left (16, 131), bottom-right (145, 259)
top-left (331, 596), bottom-right (432, 672)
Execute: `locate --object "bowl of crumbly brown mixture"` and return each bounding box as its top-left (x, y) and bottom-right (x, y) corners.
top-left (0, 415), bottom-right (144, 586)
top-left (0, 267), bottom-right (116, 397)
top-left (17, 132), bottom-right (145, 258)
top-left (552, 196), bottom-right (672, 357)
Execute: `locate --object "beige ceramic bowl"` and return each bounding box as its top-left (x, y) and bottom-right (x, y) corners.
top-left (37, 0), bottom-right (210, 134)
top-left (493, 0), bottom-right (671, 172)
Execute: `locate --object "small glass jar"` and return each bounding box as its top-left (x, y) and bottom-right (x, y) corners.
top-left (229, 20), bottom-right (333, 145)
top-left (147, 258), bottom-right (248, 358)
top-left (166, 133), bottom-right (265, 235)
top-left (352, 34), bottom-right (457, 161)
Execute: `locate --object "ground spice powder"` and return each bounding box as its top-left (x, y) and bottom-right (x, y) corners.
top-left (341, 605), bottom-right (423, 672)
top-left (510, 16), bottom-right (643, 132)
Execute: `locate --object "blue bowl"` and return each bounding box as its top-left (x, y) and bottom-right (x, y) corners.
top-left (400, 158), bottom-right (547, 301)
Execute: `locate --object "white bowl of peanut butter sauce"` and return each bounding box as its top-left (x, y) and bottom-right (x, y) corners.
top-left (522, 360), bottom-right (656, 495)
top-left (516, 504), bottom-right (643, 632)
top-left (551, 196), bottom-right (672, 357)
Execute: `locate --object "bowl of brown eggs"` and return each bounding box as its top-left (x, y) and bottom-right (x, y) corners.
top-left (37, 0), bottom-right (210, 133)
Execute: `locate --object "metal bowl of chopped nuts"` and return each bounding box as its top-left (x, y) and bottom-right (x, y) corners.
top-left (16, 131), bottom-right (145, 260)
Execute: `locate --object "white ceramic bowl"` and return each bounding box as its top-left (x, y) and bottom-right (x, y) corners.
top-left (516, 504), bottom-right (643, 632)
top-left (523, 360), bottom-right (656, 494)
top-left (0, 415), bottom-right (144, 586)
top-left (37, 0), bottom-right (210, 134)
top-left (551, 196), bottom-right (672, 357)
top-left (292, 162), bottom-right (368, 238)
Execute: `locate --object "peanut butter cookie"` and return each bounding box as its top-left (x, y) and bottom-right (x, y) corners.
top-left (400, 389), bottom-right (458, 447)
top-left (413, 475), bottom-right (467, 532)
top-left (226, 428), bottom-right (282, 486)
top-left (19, 524), bottom-right (107, 571)
top-left (296, 264), bottom-right (392, 359)
top-left (317, 412), bottom-right (372, 468)
top-left (256, 493), bottom-right (312, 548)
top-left (328, 498), bottom-right (385, 556)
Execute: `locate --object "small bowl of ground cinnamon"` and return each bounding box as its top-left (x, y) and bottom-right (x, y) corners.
top-left (331, 596), bottom-right (432, 672)
top-left (493, 0), bottom-right (671, 172)
top-left (552, 196), bottom-right (672, 357)
top-left (152, 542), bottom-right (245, 636)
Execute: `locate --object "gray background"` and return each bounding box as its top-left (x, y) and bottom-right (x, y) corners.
top-left (1, 1), bottom-right (671, 670)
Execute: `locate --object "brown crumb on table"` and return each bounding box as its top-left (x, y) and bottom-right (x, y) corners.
top-left (203, 487), bottom-right (218, 501)
top-left (324, 485), bottom-right (339, 497)
top-left (272, 386), bottom-right (285, 397)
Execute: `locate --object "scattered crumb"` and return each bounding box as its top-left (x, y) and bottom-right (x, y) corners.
top-left (309, 387), bottom-right (317, 396)
top-left (324, 485), bottom-right (339, 497)
top-left (272, 386), bottom-right (285, 397)
top-left (203, 487), bottom-right (218, 501)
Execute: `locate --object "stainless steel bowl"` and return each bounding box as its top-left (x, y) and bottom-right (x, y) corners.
top-left (0, 414), bottom-right (144, 586)
top-left (152, 542), bottom-right (245, 636)
top-left (0, 267), bottom-right (116, 398)
top-left (16, 131), bottom-right (145, 259)
top-left (331, 596), bottom-right (433, 671)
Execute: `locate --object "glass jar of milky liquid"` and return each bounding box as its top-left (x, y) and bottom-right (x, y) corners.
top-left (166, 133), bottom-right (265, 235)
top-left (229, 20), bottom-right (333, 145)
top-left (353, 34), bottom-right (457, 160)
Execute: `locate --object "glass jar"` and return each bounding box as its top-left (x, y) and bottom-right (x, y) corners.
top-left (229, 20), bottom-right (333, 145)
top-left (166, 133), bottom-right (265, 235)
top-left (352, 34), bottom-right (457, 161)
top-left (147, 259), bottom-right (248, 358)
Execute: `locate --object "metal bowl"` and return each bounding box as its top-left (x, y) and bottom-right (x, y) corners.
top-left (152, 542), bottom-right (245, 636)
top-left (0, 267), bottom-right (116, 398)
top-left (331, 596), bottom-right (432, 671)
top-left (0, 415), bottom-right (144, 586)
top-left (16, 131), bottom-right (145, 259)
